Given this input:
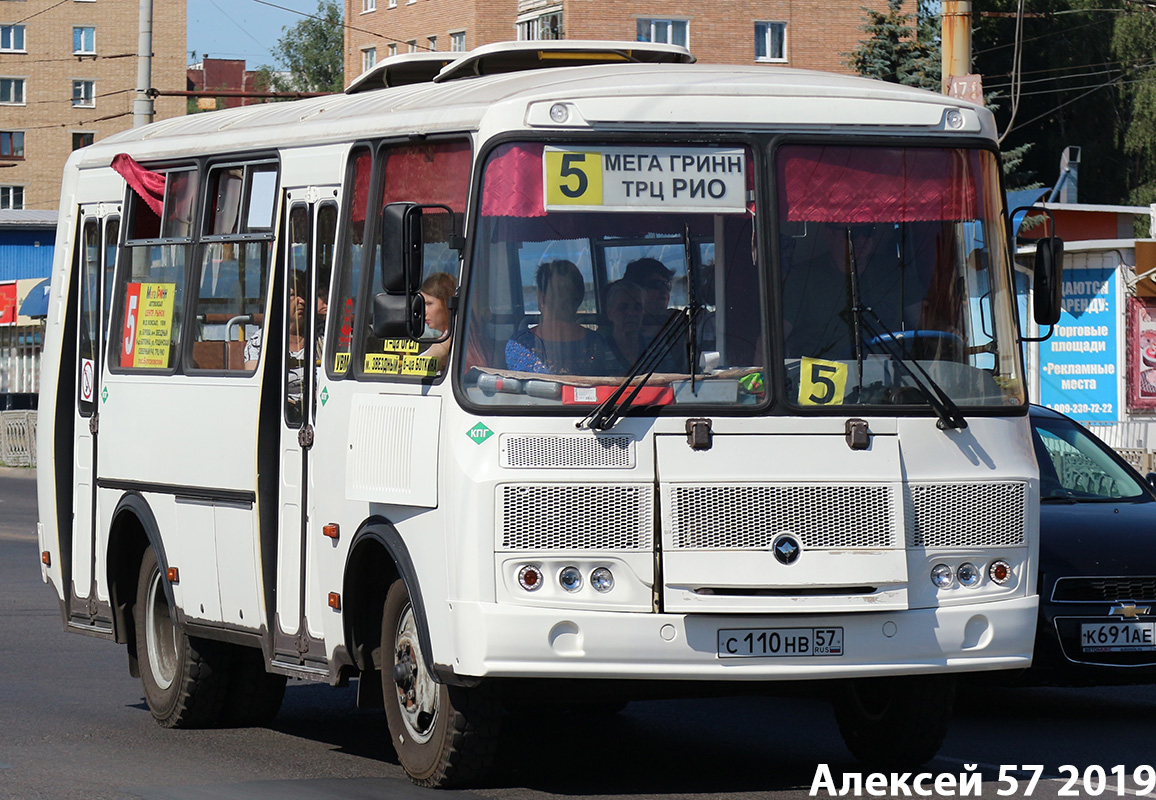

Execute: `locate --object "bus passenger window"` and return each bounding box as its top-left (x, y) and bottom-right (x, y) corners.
top-left (114, 243), bottom-right (188, 371)
top-left (330, 145), bottom-right (371, 378)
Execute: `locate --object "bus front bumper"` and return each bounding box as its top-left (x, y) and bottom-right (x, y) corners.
top-left (445, 595), bottom-right (1037, 681)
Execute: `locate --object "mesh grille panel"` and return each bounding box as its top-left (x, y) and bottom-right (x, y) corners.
top-left (499, 484), bottom-right (652, 550)
top-left (1053, 577), bottom-right (1156, 603)
top-left (906, 482), bottom-right (1026, 547)
top-left (669, 485), bottom-right (895, 549)
top-left (501, 435), bottom-right (633, 468)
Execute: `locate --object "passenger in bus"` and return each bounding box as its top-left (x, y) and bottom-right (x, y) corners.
top-left (602, 279), bottom-right (646, 372)
top-left (623, 258), bottom-right (676, 340)
top-left (418, 272), bottom-right (456, 370)
top-left (245, 272), bottom-right (309, 419)
top-left (505, 259), bottom-right (610, 375)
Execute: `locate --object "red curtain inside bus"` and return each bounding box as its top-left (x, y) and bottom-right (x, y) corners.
top-left (112, 153), bottom-right (165, 217)
top-left (480, 143), bottom-right (547, 218)
top-left (777, 145), bottom-right (981, 223)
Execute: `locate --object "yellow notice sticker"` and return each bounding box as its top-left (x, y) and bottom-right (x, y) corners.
top-left (334, 352), bottom-right (351, 373)
top-left (364, 353), bottom-right (401, 374)
top-left (381, 338), bottom-right (421, 354)
top-left (401, 355), bottom-right (439, 376)
top-left (544, 150), bottom-right (603, 207)
top-left (798, 357), bottom-right (848, 406)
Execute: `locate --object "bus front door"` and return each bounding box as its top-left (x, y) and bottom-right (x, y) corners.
top-left (271, 195), bottom-right (338, 673)
top-left (69, 206), bottom-right (119, 633)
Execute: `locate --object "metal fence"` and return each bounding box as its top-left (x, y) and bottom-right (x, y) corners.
top-left (0, 410), bottom-right (36, 467)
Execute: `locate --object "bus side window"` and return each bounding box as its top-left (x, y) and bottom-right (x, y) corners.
top-left (359, 138), bottom-right (470, 380)
top-left (330, 145), bottom-right (371, 378)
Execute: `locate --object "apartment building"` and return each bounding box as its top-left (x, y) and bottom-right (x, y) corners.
top-left (0, 0), bottom-right (186, 211)
top-left (343, 0), bottom-right (892, 87)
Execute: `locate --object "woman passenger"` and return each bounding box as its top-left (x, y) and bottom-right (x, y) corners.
top-left (505, 259), bottom-right (610, 375)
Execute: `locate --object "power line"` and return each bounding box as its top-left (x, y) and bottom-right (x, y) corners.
top-left (248, 0), bottom-right (436, 51)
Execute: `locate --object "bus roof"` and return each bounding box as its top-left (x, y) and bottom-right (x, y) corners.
top-left (74, 54), bottom-right (995, 168)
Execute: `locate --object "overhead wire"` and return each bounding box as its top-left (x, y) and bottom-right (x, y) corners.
top-left (997, 0), bottom-right (1027, 144)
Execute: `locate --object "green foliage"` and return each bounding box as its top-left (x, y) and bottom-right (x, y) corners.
top-left (257, 0), bottom-right (344, 94)
top-left (847, 0), bottom-right (940, 91)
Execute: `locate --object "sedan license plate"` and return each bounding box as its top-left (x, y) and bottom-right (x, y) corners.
top-left (718, 627), bottom-right (843, 658)
top-left (1081, 622), bottom-right (1156, 652)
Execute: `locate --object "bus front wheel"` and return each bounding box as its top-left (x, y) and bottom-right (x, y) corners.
top-left (832, 675), bottom-right (955, 767)
top-left (380, 579), bottom-right (500, 788)
top-left (134, 548), bottom-right (230, 728)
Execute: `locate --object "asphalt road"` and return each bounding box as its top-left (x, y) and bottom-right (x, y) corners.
top-left (4, 467), bottom-right (1156, 799)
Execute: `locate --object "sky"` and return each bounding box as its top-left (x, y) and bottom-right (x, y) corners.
top-left (186, 0), bottom-right (323, 67)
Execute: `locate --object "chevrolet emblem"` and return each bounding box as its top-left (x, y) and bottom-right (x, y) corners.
top-left (1109, 603), bottom-right (1152, 619)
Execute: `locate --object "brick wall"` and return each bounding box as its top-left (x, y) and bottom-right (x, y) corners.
top-left (1, 0), bottom-right (186, 211)
top-left (343, 0), bottom-right (893, 86)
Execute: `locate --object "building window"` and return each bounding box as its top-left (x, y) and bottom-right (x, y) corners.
top-left (0, 24), bottom-right (25, 52)
top-left (362, 0), bottom-right (375, 10)
top-left (0, 186), bottom-right (24, 210)
top-left (517, 9), bottom-right (562, 40)
top-left (72, 131), bottom-right (93, 150)
top-left (73, 26), bottom-right (95, 54)
top-left (387, 42), bottom-right (397, 57)
top-left (407, 39), bottom-right (417, 53)
top-left (387, 0), bottom-right (396, 8)
top-left (636, 18), bottom-right (687, 47)
top-left (72, 79), bottom-right (95, 107)
top-left (1, 130), bottom-right (24, 158)
top-left (0, 77), bottom-right (25, 105)
top-left (427, 35), bottom-right (436, 51)
top-left (361, 47), bottom-right (376, 72)
top-left (755, 21), bottom-right (786, 62)
top-left (450, 31), bottom-right (465, 52)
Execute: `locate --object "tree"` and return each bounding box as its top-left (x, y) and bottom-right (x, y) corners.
top-left (1111, 6), bottom-right (1156, 205)
top-left (847, 0), bottom-right (940, 91)
top-left (256, 0), bottom-right (344, 94)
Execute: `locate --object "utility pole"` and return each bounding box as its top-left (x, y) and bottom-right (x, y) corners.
top-left (133, 0), bottom-right (154, 127)
top-left (941, 0), bottom-right (974, 96)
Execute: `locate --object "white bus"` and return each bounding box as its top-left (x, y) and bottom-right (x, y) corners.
top-left (37, 41), bottom-right (1062, 787)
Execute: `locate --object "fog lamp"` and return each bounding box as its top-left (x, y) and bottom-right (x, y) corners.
top-left (559, 566), bottom-right (582, 592)
top-left (590, 567), bottom-right (614, 593)
top-left (988, 560), bottom-right (1013, 585)
top-left (549, 103), bottom-right (571, 123)
top-left (946, 109), bottom-right (964, 129)
top-left (931, 563), bottom-right (954, 589)
top-left (518, 565), bottom-right (543, 591)
top-left (957, 562), bottom-right (981, 587)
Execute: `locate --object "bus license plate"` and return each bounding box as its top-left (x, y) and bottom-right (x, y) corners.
top-left (1081, 622), bottom-right (1156, 652)
top-left (717, 627), bottom-right (844, 658)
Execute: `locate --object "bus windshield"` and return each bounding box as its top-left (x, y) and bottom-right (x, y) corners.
top-left (459, 140), bottom-right (1024, 412)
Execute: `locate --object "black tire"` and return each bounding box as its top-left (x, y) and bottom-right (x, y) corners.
top-left (133, 548), bottom-right (231, 728)
top-left (381, 579), bottom-right (501, 788)
top-left (221, 645), bottom-right (287, 727)
top-left (833, 675), bottom-right (955, 768)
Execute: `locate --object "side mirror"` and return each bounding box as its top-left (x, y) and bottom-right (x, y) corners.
top-left (380, 203), bottom-right (423, 294)
top-left (372, 291), bottom-right (425, 339)
top-left (1033, 236), bottom-right (1064, 326)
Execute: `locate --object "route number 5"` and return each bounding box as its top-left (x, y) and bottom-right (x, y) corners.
top-left (798, 357), bottom-right (847, 406)
top-left (545, 149), bottom-right (602, 206)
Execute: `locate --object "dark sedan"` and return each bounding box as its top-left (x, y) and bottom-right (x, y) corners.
top-left (1029, 404), bottom-right (1156, 685)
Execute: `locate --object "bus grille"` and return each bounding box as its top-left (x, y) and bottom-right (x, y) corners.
top-left (669, 484), bottom-right (895, 549)
top-left (500, 434), bottom-right (634, 468)
top-left (498, 484), bottom-right (653, 550)
top-left (905, 482), bottom-right (1026, 547)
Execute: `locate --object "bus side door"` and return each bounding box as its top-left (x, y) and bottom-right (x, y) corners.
top-left (272, 192), bottom-right (338, 670)
top-left (70, 204), bottom-right (119, 631)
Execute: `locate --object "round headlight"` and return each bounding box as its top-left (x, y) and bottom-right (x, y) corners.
top-left (518, 565), bottom-right (543, 591)
top-left (559, 566), bottom-right (582, 592)
top-left (931, 563), bottom-right (954, 589)
top-left (549, 103), bottom-right (570, 123)
top-left (590, 567), bottom-right (614, 593)
top-left (989, 560), bottom-right (1013, 585)
top-left (957, 562), bottom-right (981, 587)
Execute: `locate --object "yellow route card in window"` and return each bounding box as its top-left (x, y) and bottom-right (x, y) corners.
top-left (798, 357), bottom-right (848, 406)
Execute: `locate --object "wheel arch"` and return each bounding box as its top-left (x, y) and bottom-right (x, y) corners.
top-left (106, 492), bottom-right (170, 650)
top-left (342, 516), bottom-right (434, 678)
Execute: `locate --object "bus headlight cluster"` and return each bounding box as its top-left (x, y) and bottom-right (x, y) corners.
top-left (516, 564), bottom-right (615, 593)
top-left (930, 560), bottom-right (1014, 589)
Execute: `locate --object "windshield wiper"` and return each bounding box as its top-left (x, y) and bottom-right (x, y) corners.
top-left (844, 230), bottom-right (967, 430)
top-left (579, 307), bottom-right (696, 431)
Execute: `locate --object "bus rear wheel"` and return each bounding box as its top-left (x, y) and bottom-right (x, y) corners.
top-left (381, 579), bottom-right (500, 788)
top-left (832, 675), bottom-right (955, 768)
top-left (134, 548), bottom-right (230, 728)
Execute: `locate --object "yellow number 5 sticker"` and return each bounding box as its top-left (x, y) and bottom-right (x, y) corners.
top-left (798, 357), bottom-right (848, 406)
top-left (545, 150), bottom-right (603, 207)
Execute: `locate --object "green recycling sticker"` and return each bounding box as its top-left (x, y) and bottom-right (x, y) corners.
top-left (467, 422), bottom-right (493, 445)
